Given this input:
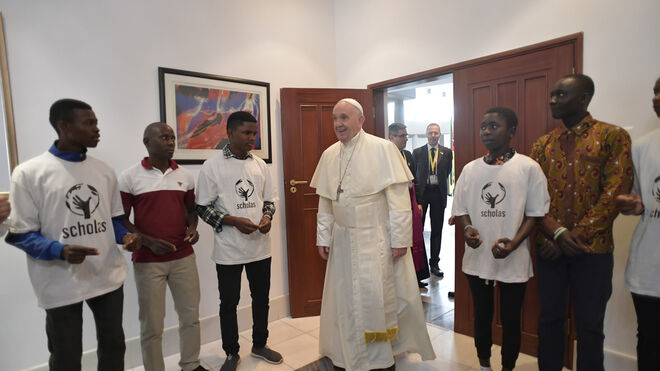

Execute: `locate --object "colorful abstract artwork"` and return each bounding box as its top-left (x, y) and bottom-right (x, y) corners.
top-left (159, 67), bottom-right (271, 163)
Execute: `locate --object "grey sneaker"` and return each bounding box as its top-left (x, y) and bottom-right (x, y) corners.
top-left (220, 354), bottom-right (240, 371)
top-left (251, 345), bottom-right (283, 364)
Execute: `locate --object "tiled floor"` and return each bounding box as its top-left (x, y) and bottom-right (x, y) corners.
top-left (127, 316), bottom-right (549, 371)
top-left (420, 197), bottom-right (456, 330)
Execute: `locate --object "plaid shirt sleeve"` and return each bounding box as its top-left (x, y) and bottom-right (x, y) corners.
top-left (195, 203), bottom-right (225, 233)
top-left (262, 201), bottom-right (276, 220)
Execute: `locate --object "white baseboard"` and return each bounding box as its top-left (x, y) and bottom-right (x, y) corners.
top-left (604, 347), bottom-right (636, 371)
top-left (28, 294), bottom-right (290, 371)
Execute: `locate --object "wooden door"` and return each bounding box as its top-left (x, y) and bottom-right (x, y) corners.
top-left (280, 88), bottom-right (374, 318)
top-left (453, 39), bottom-right (580, 368)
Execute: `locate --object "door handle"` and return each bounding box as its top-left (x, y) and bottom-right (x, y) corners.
top-left (289, 179), bottom-right (308, 186)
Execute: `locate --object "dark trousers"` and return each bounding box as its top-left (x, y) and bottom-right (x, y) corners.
top-left (45, 285), bottom-right (125, 371)
top-left (216, 257), bottom-right (271, 356)
top-left (632, 293), bottom-right (660, 371)
top-left (466, 274), bottom-right (527, 369)
top-left (536, 252), bottom-right (613, 371)
top-left (421, 187), bottom-right (445, 267)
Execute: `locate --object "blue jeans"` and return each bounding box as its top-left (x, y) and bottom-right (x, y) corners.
top-left (536, 252), bottom-right (613, 371)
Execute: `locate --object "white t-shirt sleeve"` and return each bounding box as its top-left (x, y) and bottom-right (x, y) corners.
top-left (117, 169), bottom-right (132, 194)
top-left (195, 162), bottom-right (218, 206)
top-left (631, 143), bottom-right (641, 196)
top-left (262, 164), bottom-right (278, 203)
top-left (525, 162), bottom-right (550, 217)
top-left (452, 166), bottom-right (469, 217)
top-left (109, 172), bottom-right (125, 218)
top-left (8, 170), bottom-right (41, 234)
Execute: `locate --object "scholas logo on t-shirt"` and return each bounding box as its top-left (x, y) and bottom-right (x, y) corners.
top-left (480, 181), bottom-right (506, 217)
top-left (649, 175), bottom-right (660, 219)
top-left (235, 179), bottom-right (257, 209)
top-left (61, 183), bottom-right (107, 238)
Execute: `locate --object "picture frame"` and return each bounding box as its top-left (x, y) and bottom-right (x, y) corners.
top-left (0, 12), bottom-right (18, 192)
top-left (158, 67), bottom-right (272, 164)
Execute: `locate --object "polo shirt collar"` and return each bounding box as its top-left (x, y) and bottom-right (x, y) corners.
top-left (49, 141), bottom-right (87, 162)
top-left (141, 157), bottom-right (179, 170)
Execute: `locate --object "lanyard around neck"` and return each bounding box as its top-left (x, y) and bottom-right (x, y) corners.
top-left (428, 147), bottom-right (438, 171)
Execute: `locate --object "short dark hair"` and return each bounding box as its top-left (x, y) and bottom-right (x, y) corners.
top-left (485, 106), bottom-right (518, 129)
top-left (49, 99), bottom-right (92, 133)
top-left (563, 73), bottom-right (595, 97)
top-left (388, 122), bottom-right (406, 135)
top-left (227, 111), bottom-right (257, 132)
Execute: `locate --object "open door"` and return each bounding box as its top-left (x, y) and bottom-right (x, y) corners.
top-left (280, 89), bottom-right (373, 318)
top-left (453, 36), bottom-right (580, 368)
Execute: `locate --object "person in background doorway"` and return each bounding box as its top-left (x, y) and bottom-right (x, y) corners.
top-left (4, 98), bottom-right (141, 371)
top-left (119, 122), bottom-right (207, 371)
top-left (453, 107), bottom-right (549, 371)
top-left (389, 122), bottom-right (430, 288)
top-left (413, 123), bottom-right (453, 278)
top-left (196, 111), bottom-right (282, 371)
top-left (312, 98), bottom-right (435, 371)
top-left (615, 75), bottom-right (660, 371)
top-left (531, 74), bottom-right (633, 371)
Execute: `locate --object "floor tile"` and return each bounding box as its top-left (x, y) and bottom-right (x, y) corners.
top-left (275, 333), bottom-right (322, 369)
top-left (239, 319), bottom-right (304, 347)
top-left (279, 315), bottom-right (320, 333)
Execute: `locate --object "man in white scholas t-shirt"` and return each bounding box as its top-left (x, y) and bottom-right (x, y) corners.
top-left (4, 99), bottom-right (141, 371)
top-left (452, 107), bottom-right (549, 371)
top-left (615, 75), bottom-right (660, 371)
top-left (195, 111), bottom-right (281, 371)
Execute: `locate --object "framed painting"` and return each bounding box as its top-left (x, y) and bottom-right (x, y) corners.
top-left (158, 67), bottom-right (272, 163)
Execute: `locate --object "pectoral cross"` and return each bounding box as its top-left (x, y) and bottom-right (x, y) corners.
top-left (336, 184), bottom-right (344, 200)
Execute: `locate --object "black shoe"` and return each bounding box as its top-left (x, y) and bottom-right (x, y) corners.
top-left (448, 291), bottom-right (455, 298)
top-left (220, 354), bottom-right (240, 371)
top-left (251, 345), bottom-right (283, 364)
top-left (418, 281), bottom-right (428, 288)
top-left (430, 266), bottom-right (444, 278)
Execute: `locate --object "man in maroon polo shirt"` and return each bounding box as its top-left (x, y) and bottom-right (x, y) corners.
top-left (119, 122), bottom-right (207, 371)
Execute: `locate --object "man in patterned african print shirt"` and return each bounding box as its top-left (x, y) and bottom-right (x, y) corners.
top-left (530, 74), bottom-right (633, 371)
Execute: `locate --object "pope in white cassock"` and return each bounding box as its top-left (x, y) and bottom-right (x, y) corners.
top-left (310, 98), bottom-right (436, 370)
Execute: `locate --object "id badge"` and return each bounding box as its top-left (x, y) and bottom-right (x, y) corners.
top-left (429, 175), bottom-right (439, 185)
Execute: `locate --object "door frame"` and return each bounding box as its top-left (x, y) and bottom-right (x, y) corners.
top-left (366, 32), bottom-right (582, 367)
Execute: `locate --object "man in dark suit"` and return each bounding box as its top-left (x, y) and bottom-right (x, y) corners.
top-left (388, 123), bottom-right (415, 176)
top-left (413, 123), bottom-right (452, 277)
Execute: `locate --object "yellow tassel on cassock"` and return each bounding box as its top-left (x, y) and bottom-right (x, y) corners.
top-left (364, 326), bottom-right (399, 344)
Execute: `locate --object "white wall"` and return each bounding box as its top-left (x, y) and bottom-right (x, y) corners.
top-left (334, 0), bottom-right (660, 366)
top-left (0, 0), bottom-right (336, 369)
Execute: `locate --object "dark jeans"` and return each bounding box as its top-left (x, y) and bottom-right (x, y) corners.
top-left (536, 252), bottom-right (613, 371)
top-left (45, 285), bottom-right (125, 371)
top-left (421, 187), bottom-right (446, 267)
top-left (216, 257), bottom-right (271, 356)
top-left (466, 274), bottom-right (527, 369)
top-left (632, 293), bottom-right (660, 371)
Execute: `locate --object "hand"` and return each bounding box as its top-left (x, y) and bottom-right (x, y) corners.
top-left (258, 215), bottom-right (272, 234)
top-left (61, 245), bottom-right (99, 264)
top-left (538, 240), bottom-right (562, 260)
top-left (464, 226), bottom-right (482, 248)
top-left (145, 236), bottom-right (176, 256)
top-left (448, 216), bottom-right (456, 226)
top-left (492, 238), bottom-right (515, 259)
top-left (556, 230), bottom-right (592, 256)
top-left (392, 247), bottom-right (407, 261)
top-left (184, 226), bottom-right (199, 244)
top-left (318, 245), bottom-right (329, 260)
top-left (232, 216), bottom-right (259, 234)
top-left (0, 194), bottom-right (10, 224)
top-left (615, 194), bottom-right (644, 215)
top-left (122, 232), bottom-right (142, 252)
top-left (417, 204), bottom-right (423, 213)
